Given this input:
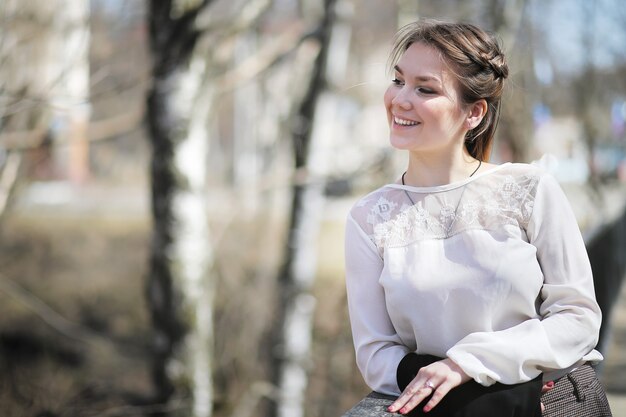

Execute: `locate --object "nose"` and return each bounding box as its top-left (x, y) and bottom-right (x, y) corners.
top-left (391, 87), bottom-right (412, 110)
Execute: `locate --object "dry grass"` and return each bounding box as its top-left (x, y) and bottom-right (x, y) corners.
top-left (0, 196), bottom-right (367, 416)
top-left (0, 213), bottom-right (153, 416)
top-left (3, 198), bottom-right (626, 416)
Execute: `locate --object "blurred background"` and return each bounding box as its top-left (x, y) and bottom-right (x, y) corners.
top-left (1, 0), bottom-right (625, 416)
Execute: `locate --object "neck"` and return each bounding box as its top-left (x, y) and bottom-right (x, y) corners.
top-left (403, 151), bottom-right (481, 187)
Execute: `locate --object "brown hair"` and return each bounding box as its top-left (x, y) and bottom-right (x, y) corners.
top-left (388, 20), bottom-right (508, 161)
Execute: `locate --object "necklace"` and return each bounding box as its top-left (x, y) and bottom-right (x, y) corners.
top-left (401, 159), bottom-right (482, 190)
top-left (401, 159), bottom-right (482, 235)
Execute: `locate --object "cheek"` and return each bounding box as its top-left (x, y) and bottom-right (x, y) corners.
top-left (429, 104), bottom-right (463, 127)
top-left (383, 87), bottom-right (395, 110)
top-left (446, 107), bottom-right (468, 131)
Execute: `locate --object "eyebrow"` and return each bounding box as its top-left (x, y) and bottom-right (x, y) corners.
top-left (394, 65), bottom-right (440, 83)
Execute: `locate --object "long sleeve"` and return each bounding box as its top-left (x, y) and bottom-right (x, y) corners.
top-left (345, 213), bottom-right (409, 395)
top-left (447, 173), bottom-right (603, 385)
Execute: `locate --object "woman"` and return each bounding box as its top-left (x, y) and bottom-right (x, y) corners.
top-left (344, 20), bottom-right (612, 416)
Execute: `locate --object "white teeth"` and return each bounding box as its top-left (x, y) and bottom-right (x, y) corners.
top-left (394, 116), bottom-right (418, 126)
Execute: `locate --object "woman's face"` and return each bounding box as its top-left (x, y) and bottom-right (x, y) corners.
top-left (384, 42), bottom-right (469, 155)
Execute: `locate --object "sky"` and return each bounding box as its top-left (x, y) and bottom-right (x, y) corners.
top-left (537, 0), bottom-right (626, 76)
top-left (91, 0), bottom-right (626, 77)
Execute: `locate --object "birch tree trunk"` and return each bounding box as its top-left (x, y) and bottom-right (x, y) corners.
top-left (270, 1), bottom-right (339, 416)
top-left (233, 32), bottom-right (261, 214)
top-left (59, 0), bottom-right (90, 184)
top-left (38, 0), bottom-right (91, 183)
top-left (145, 1), bottom-right (215, 416)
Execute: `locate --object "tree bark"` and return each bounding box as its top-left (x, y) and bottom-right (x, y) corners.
top-left (145, 1), bottom-right (215, 416)
top-left (270, 1), bottom-right (338, 416)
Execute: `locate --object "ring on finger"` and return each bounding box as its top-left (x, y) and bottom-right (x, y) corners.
top-left (423, 380), bottom-right (436, 390)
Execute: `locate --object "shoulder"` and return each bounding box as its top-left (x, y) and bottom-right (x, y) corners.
top-left (498, 161), bottom-right (564, 194)
top-left (467, 162), bottom-right (551, 226)
top-left (496, 161), bottom-right (546, 179)
top-left (348, 184), bottom-right (410, 234)
top-left (488, 162), bottom-right (574, 225)
top-left (482, 162), bottom-right (553, 196)
top-left (349, 185), bottom-right (399, 220)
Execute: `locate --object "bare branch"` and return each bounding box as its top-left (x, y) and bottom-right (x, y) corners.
top-left (0, 151), bottom-right (21, 217)
top-left (0, 127), bottom-right (48, 150)
top-left (215, 22), bottom-right (307, 94)
top-left (88, 104), bottom-right (145, 142)
top-left (0, 104), bottom-right (144, 151)
top-left (198, 0), bottom-right (271, 37)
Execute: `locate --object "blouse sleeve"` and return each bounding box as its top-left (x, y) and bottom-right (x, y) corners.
top-left (345, 213), bottom-right (410, 395)
top-left (447, 173), bottom-right (602, 386)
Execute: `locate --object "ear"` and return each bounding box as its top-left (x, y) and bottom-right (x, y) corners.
top-left (466, 99), bottom-right (488, 129)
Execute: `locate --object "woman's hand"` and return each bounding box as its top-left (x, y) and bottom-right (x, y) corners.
top-left (388, 358), bottom-right (471, 414)
top-left (540, 380), bottom-right (555, 413)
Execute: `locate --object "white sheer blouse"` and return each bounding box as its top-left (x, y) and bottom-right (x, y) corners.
top-left (344, 162), bottom-right (603, 396)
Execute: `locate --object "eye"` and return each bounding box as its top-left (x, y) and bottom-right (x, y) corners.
top-left (392, 78), bottom-right (404, 86)
top-left (416, 87), bottom-right (435, 94)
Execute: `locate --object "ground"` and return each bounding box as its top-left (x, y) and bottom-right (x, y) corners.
top-left (0, 184), bottom-right (624, 415)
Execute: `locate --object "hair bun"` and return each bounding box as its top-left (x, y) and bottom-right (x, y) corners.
top-left (488, 53), bottom-right (508, 79)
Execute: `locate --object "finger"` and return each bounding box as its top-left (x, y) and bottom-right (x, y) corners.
top-left (541, 380), bottom-right (554, 393)
top-left (388, 388), bottom-right (425, 413)
top-left (388, 383), bottom-right (432, 413)
top-left (387, 381), bottom-right (418, 412)
top-left (387, 385), bottom-right (414, 412)
top-left (397, 388), bottom-right (433, 415)
top-left (422, 381), bottom-right (453, 412)
top-left (389, 377), bottom-right (431, 411)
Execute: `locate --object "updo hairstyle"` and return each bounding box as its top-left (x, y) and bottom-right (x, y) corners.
top-left (389, 20), bottom-right (509, 161)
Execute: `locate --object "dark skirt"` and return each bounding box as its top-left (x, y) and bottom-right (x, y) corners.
top-left (341, 361), bottom-right (613, 417)
top-left (396, 353), bottom-right (543, 417)
top-left (541, 364), bottom-right (612, 417)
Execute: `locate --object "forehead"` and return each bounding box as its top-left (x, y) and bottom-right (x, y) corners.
top-left (396, 42), bottom-right (449, 79)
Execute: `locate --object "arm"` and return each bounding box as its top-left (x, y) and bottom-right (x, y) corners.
top-left (447, 173), bottom-right (602, 385)
top-left (345, 213), bottom-right (410, 395)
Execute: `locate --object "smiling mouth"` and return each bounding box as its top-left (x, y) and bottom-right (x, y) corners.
top-left (394, 116), bottom-right (419, 126)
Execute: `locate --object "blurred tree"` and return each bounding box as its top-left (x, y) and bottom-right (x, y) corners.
top-left (573, 0), bottom-right (602, 190)
top-left (54, 0), bottom-right (91, 184)
top-left (0, 0), bottom-right (90, 214)
top-left (145, 1), bottom-right (215, 416)
top-left (486, 0), bottom-right (533, 162)
top-left (270, 1), bottom-right (340, 417)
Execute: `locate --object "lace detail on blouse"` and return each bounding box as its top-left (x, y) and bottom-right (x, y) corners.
top-left (359, 169), bottom-right (540, 256)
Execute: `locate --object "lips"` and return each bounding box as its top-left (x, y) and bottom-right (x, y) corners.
top-left (393, 116), bottom-right (419, 126)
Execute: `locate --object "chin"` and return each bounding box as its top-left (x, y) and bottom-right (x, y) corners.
top-left (389, 135), bottom-right (417, 151)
